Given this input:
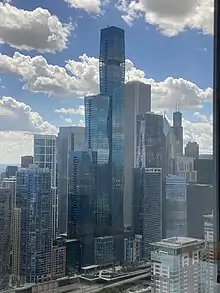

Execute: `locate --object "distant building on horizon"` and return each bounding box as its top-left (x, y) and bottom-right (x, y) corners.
top-left (172, 111), bottom-right (183, 156)
top-left (185, 141), bottom-right (199, 159)
top-left (21, 156), bottom-right (33, 168)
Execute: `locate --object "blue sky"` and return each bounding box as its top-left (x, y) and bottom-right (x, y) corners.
top-left (0, 0), bottom-right (214, 163)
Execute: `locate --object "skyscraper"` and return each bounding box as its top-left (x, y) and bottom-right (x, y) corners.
top-left (57, 126), bottom-right (85, 234)
top-left (0, 188), bottom-right (10, 291)
top-left (84, 27), bottom-right (125, 257)
top-left (165, 174), bottom-right (187, 237)
top-left (34, 134), bottom-right (57, 238)
top-left (16, 166), bottom-right (52, 283)
top-left (133, 168), bottom-right (163, 260)
top-left (124, 81), bottom-right (151, 226)
top-left (172, 111), bottom-right (183, 156)
top-left (67, 150), bottom-right (96, 265)
top-left (136, 112), bottom-right (166, 169)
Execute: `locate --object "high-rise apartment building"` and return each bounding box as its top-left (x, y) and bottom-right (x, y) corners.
top-left (34, 134), bottom-right (57, 238)
top-left (185, 141), bottom-right (199, 159)
top-left (0, 188), bottom-right (10, 291)
top-left (11, 207), bottom-right (21, 286)
top-left (174, 156), bottom-right (197, 182)
top-left (124, 234), bottom-right (143, 263)
top-left (165, 174), bottom-right (187, 238)
top-left (21, 156), bottom-right (33, 168)
top-left (151, 237), bottom-right (206, 293)
top-left (133, 168), bottom-right (163, 260)
top-left (57, 126), bottom-right (85, 234)
top-left (94, 236), bottom-right (114, 265)
top-left (136, 112), bottom-right (166, 169)
top-left (16, 166), bottom-right (53, 283)
top-left (124, 81), bottom-right (151, 226)
top-left (172, 111), bottom-right (183, 156)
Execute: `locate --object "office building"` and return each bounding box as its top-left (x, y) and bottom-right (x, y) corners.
top-left (203, 213), bottom-right (215, 292)
top-left (0, 188), bottom-right (10, 291)
top-left (185, 141), bottom-right (199, 159)
top-left (187, 184), bottom-right (214, 239)
top-left (172, 111), bottom-right (183, 156)
top-left (21, 156), bottom-right (33, 168)
top-left (174, 156), bottom-right (197, 182)
top-left (133, 168), bottom-right (163, 260)
top-left (6, 165), bottom-right (18, 178)
top-left (67, 151), bottom-right (96, 266)
top-left (165, 174), bottom-right (187, 237)
top-left (16, 166), bottom-right (53, 283)
top-left (124, 234), bottom-right (142, 264)
top-left (57, 126), bottom-right (85, 234)
top-left (94, 236), bottom-right (114, 265)
top-left (151, 237), bottom-right (206, 293)
top-left (136, 112), bottom-right (166, 169)
top-left (124, 81), bottom-right (151, 226)
top-left (34, 134), bottom-right (57, 238)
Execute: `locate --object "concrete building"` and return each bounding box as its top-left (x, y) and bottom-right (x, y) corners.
top-left (185, 141), bottom-right (199, 159)
top-left (34, 134), bottom-right (57, 239)
top-left (94, 236), bottom-right (114, 265)
top-left (165, 174), bottom-right (187, 238)
top-left (124, 234), bottom-right (143, 264)
top-left (16, 166), bottom-right (53, 283)
top-left (124, 81), bottom-right (151, 226)
top-left (5, 166), bottom-right (18, 178)
top-left (194, 157), bottom-right (214, 185)
top-left (0, 188), bottom-right (10, 291)
top-left (151, 237), bottom-right (207, 293)
top-left (57, 126), bottom-right (85, 234)
top-left (21, 156), bottom-right (33, 168)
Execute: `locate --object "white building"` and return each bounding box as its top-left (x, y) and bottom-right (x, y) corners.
top-left (174, 156), bottom-right (197, 182)
top-left (151, 237), bottom-right (207, 293)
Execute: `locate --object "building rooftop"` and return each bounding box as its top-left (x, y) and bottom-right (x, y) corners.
top-left (151, 237), bottom-right (204, 249)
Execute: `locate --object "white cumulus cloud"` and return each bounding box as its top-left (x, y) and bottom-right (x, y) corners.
top-left (0, 52), bottom-right (212, 109)
top-left (64, 0), bottom-right (102, 13)
top-left (0, 96), bottom-right (57, 133)
top-left (0, 3), bottom-right (72, 52)
top-left (55, 105), bottom-right (85, 116)
top-left (117, 0), bottom-right (214, 36)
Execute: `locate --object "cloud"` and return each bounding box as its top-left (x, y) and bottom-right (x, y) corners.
top-left (0, 3), bottom-right (72, 52)
top-left (0, 52), bottom-right (212, 109)
top-left (0, 131), bottom-right (33, 164)
top-left (55, 105), bottom-right (85, 116)
top-left (0, 96), bottom-right (57, 133)
top-left (60, 115), bottom-right (85, 126)
top-left (117, 0), bottom-right (213, 36)
top-left (64, 0), bottom-right (102, 13)
top-left (183, 114), bottom-right (212, 154)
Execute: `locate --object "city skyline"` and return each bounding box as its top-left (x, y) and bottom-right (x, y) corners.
top-left (0, 0), bottom-right (213, 164)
